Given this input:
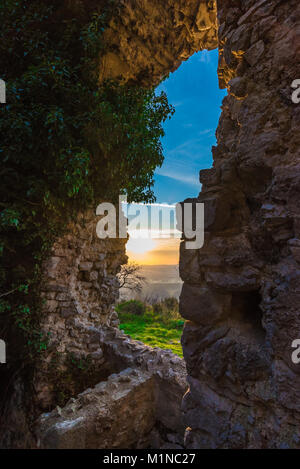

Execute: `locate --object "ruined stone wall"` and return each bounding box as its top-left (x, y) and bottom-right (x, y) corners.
top-left (37, 368), bottom-right (157, 449)
top-left (35, 209), bottom-right (127, 411)
top-left (180, 0), bottom-right (300, 449)
top-left (4, 0), bottom-right (300, 450)
top-left (35, 328), bottom-right (187, 449)
top-left (32, 0), bottom-right (219, 419)
top-left (100, 0), bottom-right (218, 85)
top-left (33, 205), bottom-right (187, 448)
top-left (36, 0), bottom-right (300, 449)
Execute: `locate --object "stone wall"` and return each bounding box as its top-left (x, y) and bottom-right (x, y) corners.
top-left (35, 328), bottom-right (187, 449)
top-left (37, 368), bottom-right (157, 449)
top-left (3, 0), bottom-right (300, 449)
top-left (100, 0), bottom-right (218, 85)
top-left (98, 326), bottom-right (187, 439)
top-left (32, 0), bottom-right (219, 425)
top-left (33, 0), bottom-right (300, 449)
top-left (33, 204), bottom-right (187, 448)
top-left (180, 0), bottom-right (300, 449)
top-left (35, 209), bottom-right (127, 411)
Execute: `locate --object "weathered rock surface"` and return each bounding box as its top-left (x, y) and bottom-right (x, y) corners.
top-left (99, 326), bottom-right (187, 436)
top-left (3, 0), bottom-right (300, 450)
top-left (180, 0), bottom-right (300, 449)
top-left (34, 0), bottom-right (300, 450)
top-left (37, 368), bottom-right (156, 449)
top-left (35, 209), bottom-right (127, 411)
top-left (100, 0), bottom-right (218, 85)
top-left (36, 327), bottom-right (187, 449)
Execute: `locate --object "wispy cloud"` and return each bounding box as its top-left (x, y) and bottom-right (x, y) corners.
top-left (155, 135), bottom-right (214, 188)
top-left (165, 138), bottom-right (212, 162)
top-left (198, 128), bottom-right (214, 136)
top-left (173, 101), bottom-right (184, 108)
top-left (155, 169), bottom-right (199, 187)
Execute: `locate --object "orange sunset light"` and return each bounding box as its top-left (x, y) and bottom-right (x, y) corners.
top-left (127, 237), bottom-right (180, 265)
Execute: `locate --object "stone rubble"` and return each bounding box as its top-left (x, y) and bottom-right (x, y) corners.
top-left (35, 326), bottom-right (187, 449)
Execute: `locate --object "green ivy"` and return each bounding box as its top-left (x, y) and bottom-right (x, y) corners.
top-left (0, 0), bottom-right (174, 361)
top-left (49, 352), bottom-right (103, 407)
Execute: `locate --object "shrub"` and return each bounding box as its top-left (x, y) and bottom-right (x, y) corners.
top-left (163, 297), bottom-right (179, 312)
top-left (0, 0), bottom-right (174, 361)
top-left (116, 300), bottom-right (146, 316)
top-left (118, 298), bottom-right (184, 357)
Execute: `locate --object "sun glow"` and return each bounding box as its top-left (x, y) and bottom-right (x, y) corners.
top-left (126, 236), bottom-right (180, 265)
top-left (126, 237), bottom-right (157, 255)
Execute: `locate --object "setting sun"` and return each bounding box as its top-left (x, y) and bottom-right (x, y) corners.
top-left (126, 237), bottom-right (157, 255)
top-left (126, 236), bottom-right (180, 265)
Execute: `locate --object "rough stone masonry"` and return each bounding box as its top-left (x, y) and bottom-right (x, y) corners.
top-left (180, 0), bottom-right (300, 449)
top-left (85, 0), bottom-right (300, 449)
top-left (31, 0), bottom-right (219, 449)
top-left (2, 0), bottom-right (300, 449)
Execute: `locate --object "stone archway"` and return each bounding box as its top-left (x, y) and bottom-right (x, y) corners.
top-left (99, 0), bottom-right (300, 449)
top-left (35, 0), bottom-right (219, 424)
top-left (99, 0), bottom-right (218, 85)
top-left (17, 0), bottom-right (300, 449)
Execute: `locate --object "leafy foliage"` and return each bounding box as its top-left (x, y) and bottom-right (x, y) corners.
top-left (117, 298), bottom-right (184, 356)
top-left (0, 0), bottom-right (174, 360)
top-left (116, 299), bottom-right (146, 316)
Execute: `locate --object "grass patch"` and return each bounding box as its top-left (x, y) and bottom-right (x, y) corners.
top-left (116, 299), bottom-right (184, 357)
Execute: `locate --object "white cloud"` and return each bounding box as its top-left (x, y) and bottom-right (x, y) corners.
top-left (173, 101), bottom-right (184, 108)
top-left (155, 169), bottom-right (199, 187)
top-left (198, 128), bottom-right (214, 136)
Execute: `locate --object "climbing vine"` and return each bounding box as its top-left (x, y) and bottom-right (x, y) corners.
top-left (0, 0), bottom-right (174, 362)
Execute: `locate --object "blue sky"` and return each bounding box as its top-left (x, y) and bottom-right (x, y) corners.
top-left (153, 49), bottom-right (226, 204)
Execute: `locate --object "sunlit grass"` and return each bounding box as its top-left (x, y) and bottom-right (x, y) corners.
top-left (118, 308), bottom-right (184, 357)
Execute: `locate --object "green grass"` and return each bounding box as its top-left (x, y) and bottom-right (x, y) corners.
top-left (118, 310), bottom-right (184, 357)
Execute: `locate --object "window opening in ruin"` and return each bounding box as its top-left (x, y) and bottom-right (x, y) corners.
top-left (116, 50), bottom-right (226, 357)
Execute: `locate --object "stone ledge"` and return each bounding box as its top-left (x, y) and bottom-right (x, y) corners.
top-left (36, 368), bottom-right (156, 449)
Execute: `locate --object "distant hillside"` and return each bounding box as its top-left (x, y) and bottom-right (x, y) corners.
top-left (119, 265), bottom-right (183, 302)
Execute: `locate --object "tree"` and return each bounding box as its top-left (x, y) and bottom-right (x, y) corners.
top-left (0, 0), bottom-right (174, 356)
top-left (117, 263), bottom-right (146, 294)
